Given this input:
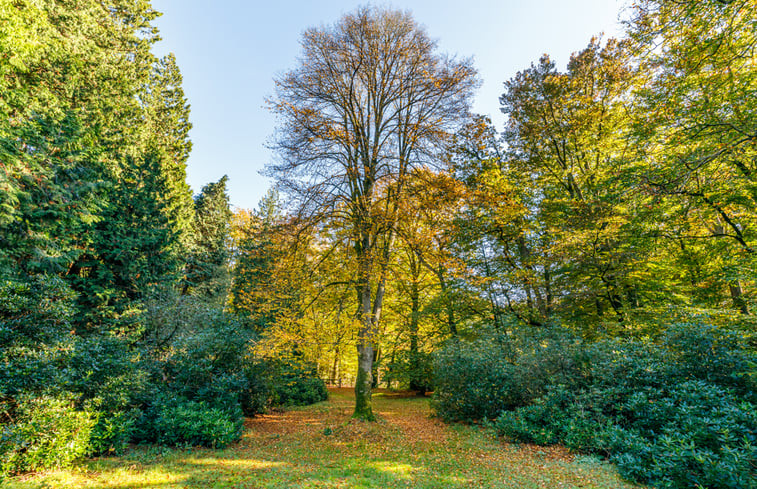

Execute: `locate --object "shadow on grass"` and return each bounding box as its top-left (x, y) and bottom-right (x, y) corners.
top-left (8, 391), bottom-right (641, 489)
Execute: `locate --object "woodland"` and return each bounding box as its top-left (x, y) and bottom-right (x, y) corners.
top-left (0, 1), bottom-right (755, 488)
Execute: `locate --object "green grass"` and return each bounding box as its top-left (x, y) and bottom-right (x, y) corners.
top-left (6, 389), bottom-right (642, 488)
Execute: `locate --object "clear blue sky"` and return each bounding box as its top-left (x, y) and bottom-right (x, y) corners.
top-left (151, 0), bottom-right (626, 210)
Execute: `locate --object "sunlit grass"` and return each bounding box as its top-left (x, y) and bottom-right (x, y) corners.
top-left (7, 389), bottom-right (642, 488)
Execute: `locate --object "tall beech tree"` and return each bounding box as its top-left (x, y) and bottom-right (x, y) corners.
top-left (268, 6), bottom-right (477, 419)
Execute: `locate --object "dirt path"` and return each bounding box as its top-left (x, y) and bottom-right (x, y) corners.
top-left (245, 388), bottom-right (451, 445)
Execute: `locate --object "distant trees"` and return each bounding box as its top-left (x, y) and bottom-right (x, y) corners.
top-left (229, 190), bottom-right (303, 332)
top-left (185, 176), bottom-right (233, 300)
top-left (267, 6), bottom-right (477, 419)
top-left (257, 1), bottom-right (756, 410)
top-left (430, 0), bottom-right (756, 333)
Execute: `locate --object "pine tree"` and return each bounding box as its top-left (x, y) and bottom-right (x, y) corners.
top-left (185, 176), bottom-right (232, 300)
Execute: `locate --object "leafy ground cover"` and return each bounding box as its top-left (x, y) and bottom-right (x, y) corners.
top-left (7, 389), bottom-right (641, 489)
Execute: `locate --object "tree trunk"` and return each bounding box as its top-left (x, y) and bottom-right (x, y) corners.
top-left (481, 247), bottom-right (504, 328)
top-left (330, 297), bottom-right (345, 385)
top-left (517, 236), bottom-right (542, 319)
top-left (331, 346), bottom-right (340, 385)
top-left (433, 263), bottom-right (457, 336)
top-left (371, 345), bottom-right (381, 389)
top-left (729, 280), bottom-right (750, 315)
top-left (354, 341), bottom-right (375, 420)
top-left (353, 225), bottom-right (392, 420)
top-left (353, 229), bottom-right (376, 420)
top-left (354, 326), bottom-right (375, 419)
top-left (445, 299), bottom-right (457, 337)
top-left (408, 256), bottom-right (422, 392)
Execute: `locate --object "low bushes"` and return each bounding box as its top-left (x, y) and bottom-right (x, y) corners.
top-left (495, 380), bottom-right (757, 488)
top-left (434, 322), bottom-right (757, 489)
top-left (0, 395), bottom-right (96, 475)
top-left (432, 326), bottom-right (585, 421)
top-left (139, 396), bottom-right (243, 449)
top-left (266, 358), bottom-right (329, 407)
top-left (65, 335), bottom-right (150, 455)
top-left (242, 357), bottom-right (328, 412)
top-left (0, 277), bottom-right (328, 477)
top-left (432, 336), bottom-right (521, 421)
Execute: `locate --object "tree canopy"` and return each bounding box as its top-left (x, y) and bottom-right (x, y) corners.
top-left (267, 5), bottom-right (478, 419)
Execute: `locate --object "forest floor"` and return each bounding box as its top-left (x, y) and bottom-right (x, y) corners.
top-left (8, 388), bottom-right (641, 489)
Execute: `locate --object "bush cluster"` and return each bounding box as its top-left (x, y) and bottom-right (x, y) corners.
top-left (139, 396), bottom-right (243, 449)
top-left (432, 326), bottom-right (584, 421)
top-left (241, 356), bottom-right (328, 412)
top-left (433, 323), bottom-right (757, 489)
top-left (384, 350), bottom-right (435, 393)
top-left (0, 395), bottom-right (96, 475)
top-left (262, 357), bottom-right (329, 407)
top-left (0, 276), bottom-right (327, 476)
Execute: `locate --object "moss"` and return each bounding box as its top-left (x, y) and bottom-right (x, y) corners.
top-left (352, 367), bottom-right (376, 421)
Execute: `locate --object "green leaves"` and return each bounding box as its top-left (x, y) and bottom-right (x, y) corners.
top-left (487, 323), bottom-right (757, 489)
top-left (0, 394), bottom-right (96, 475)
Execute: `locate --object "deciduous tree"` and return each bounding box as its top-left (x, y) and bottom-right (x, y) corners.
top-left (267, 6), bottom-right (477, 419)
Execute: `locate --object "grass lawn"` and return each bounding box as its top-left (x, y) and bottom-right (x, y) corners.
top-left (7, 388), bottom-right (641, 488)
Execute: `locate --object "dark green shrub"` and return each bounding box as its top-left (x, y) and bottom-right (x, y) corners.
top-left (240, 360), bottom-right (276, 415)
top-left (491, 323), bottom-right (757, 489)
top-left (0, 277), bottom-right (142, 460)
top-left (87, 409), bottom-right (138, 456)
top-left (161, 314), bottom-right (255, 413)
top-left (147, 396), bottom-right (242, 449)
top-left (238, 356), bottom-right (327, 413)
top-left (384, 350), bottom-right (435, 393)
top-left (0, 394), bottom-right (95, 475)
top-left (496, 403), bottom-right (560, 445)
top-left (62, 336), bottom-right (149, 455)
top-left (432, 336), bottom-right (518, 421)
top-left (0, 344), bottom-right (70, 401)
top-left (1, 336), bottom-right (149, 457)
top-left (432, 326), bottom-right (585, 422)
top-left (610, 381), bottom-right (757, 489)
top-left (660, 323), bottom-right (757, 402)
top-left (267, 357), bottom-right (328, 407)
top-left (0, 279), bottom-right (326, 469)
top-left (0, 276), bottom-right (77, 400)
top-left (65, 336), bottom-right (149, 407)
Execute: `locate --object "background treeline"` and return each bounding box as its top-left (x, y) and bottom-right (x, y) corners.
top-left (244, 1), bottom-right (756, 488)
top-left (252, 0), bottom-right (757, 386)
top-left (0, 0), bottom-right (325, 476)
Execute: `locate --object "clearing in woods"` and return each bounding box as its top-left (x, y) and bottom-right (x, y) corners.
top-left (8, 388), bottom-right (641, 488)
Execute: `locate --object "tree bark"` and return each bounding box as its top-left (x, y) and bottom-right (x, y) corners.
top-left (331, 346), bottom-right (340, 386)
top-left (371, 345), bottom-right (381, 389)
top-left (353, 226), bottom-right (376, 419)
top-left (354, 342), bottom-right (375, 420)
top-left (729, 280), bottom-right (750, 315)
top-left (408, 254), bottom-right (423, 393)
